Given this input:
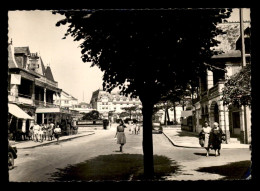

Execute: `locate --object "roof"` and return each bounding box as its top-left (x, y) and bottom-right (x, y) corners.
top-left (213, 22), bottom-right (251, 57)
top-left (91, 89), bottom-right (140, 102)
top-left (45, 66), bottom-right (55, 82)
top-left (60, 90), bottom-right (77, 100)
top-left (14, 46), bottom-right (30, 55)
top-left (212, 50), bottom-right (251, 59)
top-left (8, 44), bottom-right (18, 68)
top-left (38, 57), bottom-right (46, 76)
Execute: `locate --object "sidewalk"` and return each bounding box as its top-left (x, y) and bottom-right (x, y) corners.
top-left (163, 126), bottom-right (250, 149)
top-left (9, 131), bottom-right (95, 149)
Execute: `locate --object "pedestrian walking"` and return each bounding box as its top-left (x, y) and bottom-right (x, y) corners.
top-left (33, 124), bottom-right (40, 142)
top-left (128, 120), bottom-right (135, 135)
top-left (28, 126), bottom-right (34, 141)
top-left (42, 123), bottom-right (47, 141)
top-left (134, 121), bottom-right (140, 135)
top-left (209, 122), bottom-right (225, 157)
top-left (115, 119), bottom-right (127, 152)
top-left (38, 124), bottom-right (44, 142)
top-left (53, 124), bottom-right (62, 143)
top-left (199, 121), bottom-right (212, 157)
top-left (47, 121), bottom-right (55, 141)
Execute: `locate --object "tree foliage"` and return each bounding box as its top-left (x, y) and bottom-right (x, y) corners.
top-left (54, 9), bottom-right (232, 179)
top-left (121, 105), bottom-right (139, 119)
top-left (82, 110), bottom-right (100, 120)
top-left (222, 64), bottom-right (251, 107)
top-left (54, 9), bottom-right (231, 104)
top-left (119, 111), bottom-right (130, 118)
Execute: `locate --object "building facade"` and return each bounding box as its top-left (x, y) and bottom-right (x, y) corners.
top-left (53, 90), bottom-right (78, 110)
top-left (192, 22), bottom-right (251, 144)
top-left (73, 102), bottom-right (93, 114)
top-left (8, 42), bottom-right (62, 137)
top-left (90, 89), bottom-right (142, 120)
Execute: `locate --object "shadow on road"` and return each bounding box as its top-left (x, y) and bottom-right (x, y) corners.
top-left (49, 154), bottom-right (181, 182)
top-left (193, 152), bottom-right (217, 157)
top-left (196, 160), bottom-right (251, 180)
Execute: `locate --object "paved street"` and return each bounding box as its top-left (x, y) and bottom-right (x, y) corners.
top-left (9, 124), bottom-right (251, 182)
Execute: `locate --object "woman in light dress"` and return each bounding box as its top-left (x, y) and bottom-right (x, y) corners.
top-left (38, 124), bottom-right (44, 142)
top-left (115, 119), bottom-right (127, 152)
top-left (54, 124), bottom-right (62, 143)
top-left (201, 122), bottom-right (212, 157)
top-left (33, 124), bottom-right (40, 142)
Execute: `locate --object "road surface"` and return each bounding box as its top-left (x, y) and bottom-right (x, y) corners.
top-left (9, 125), bottom-right (251, 182)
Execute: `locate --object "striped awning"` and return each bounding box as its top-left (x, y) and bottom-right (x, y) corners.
top-left (8, 103), bottom-right (34, 119)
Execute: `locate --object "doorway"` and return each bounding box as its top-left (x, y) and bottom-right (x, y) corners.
top-left (232, 112), bottom-right (241, 136)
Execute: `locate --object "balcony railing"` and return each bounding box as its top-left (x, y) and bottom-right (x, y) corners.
top-left (35, 100), bottom-right (60, 108)
top-left (192, 96), bottom-right (200, 104)
top-left (36, 76), bottom-right (58, 88)
top-left (208, 81), bottom-right (225, 98)
top-left (200, 91), bottom-right (208, 100)
top-left (208, 84), bottom-right (219, 96)
top-left (18, 96), bottom-right (33, 105)
top-left (8, 91), bottom-right (33, 105)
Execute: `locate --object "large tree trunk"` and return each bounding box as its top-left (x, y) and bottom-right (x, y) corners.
top-left (142, 101), bottom-right (154, 179)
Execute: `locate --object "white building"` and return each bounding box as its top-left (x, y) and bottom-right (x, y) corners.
top-left (73, 102), bottom-right (93, 114)
top-left (90, 89), bottom-right (142, 119)
top-left (53, 90), bottom-right (78, 110)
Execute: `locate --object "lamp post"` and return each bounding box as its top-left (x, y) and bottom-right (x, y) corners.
top-left (240, 8), bottom-right (246, 68)
top-left (240, 8), bottom-right (248, 144)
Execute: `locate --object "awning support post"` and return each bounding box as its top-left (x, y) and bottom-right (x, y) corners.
top-left (22, 119), bottom-right (26, 133)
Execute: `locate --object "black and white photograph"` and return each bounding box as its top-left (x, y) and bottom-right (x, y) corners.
top-left (6, 8), bottom-right (253, 182)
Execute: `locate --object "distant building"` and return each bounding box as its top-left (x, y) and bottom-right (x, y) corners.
top-left (73, 102), bottom-right (93, 114)
top-left (53, 90), bottom-right (78, 110)
top-left (90, 89), bottom-right (142, 120)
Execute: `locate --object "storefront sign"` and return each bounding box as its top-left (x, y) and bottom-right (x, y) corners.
top-left (11, 74), bottom-right (21, 85)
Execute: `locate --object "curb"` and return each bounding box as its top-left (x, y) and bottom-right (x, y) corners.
top-left (163, 132), bottom-right (250, 149)
top-left (163, 132), bottom-right (202, 149)
top-left (15, 132), bottom-right (95, 149)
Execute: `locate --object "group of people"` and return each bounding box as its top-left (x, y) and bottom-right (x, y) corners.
top-left (199, 121), bottom-right (226, 157)
top-left (128, 120), bottom-right (140, 135)
top-left (28, 121), bottom-right (62, 143)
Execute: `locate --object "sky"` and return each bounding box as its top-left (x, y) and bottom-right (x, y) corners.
top-left (8, 9), bottom-right (250, 103)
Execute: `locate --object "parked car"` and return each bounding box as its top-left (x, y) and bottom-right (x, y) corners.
top-left (152, 122), bottom-right (163, 134)
top-left (8, 143), bottom-right (17, 170)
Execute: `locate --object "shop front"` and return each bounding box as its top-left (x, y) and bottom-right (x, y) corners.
top-left (8, 103), bottom-right (34, 141)
top-left (36, 107), bottom-right (76, 135)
